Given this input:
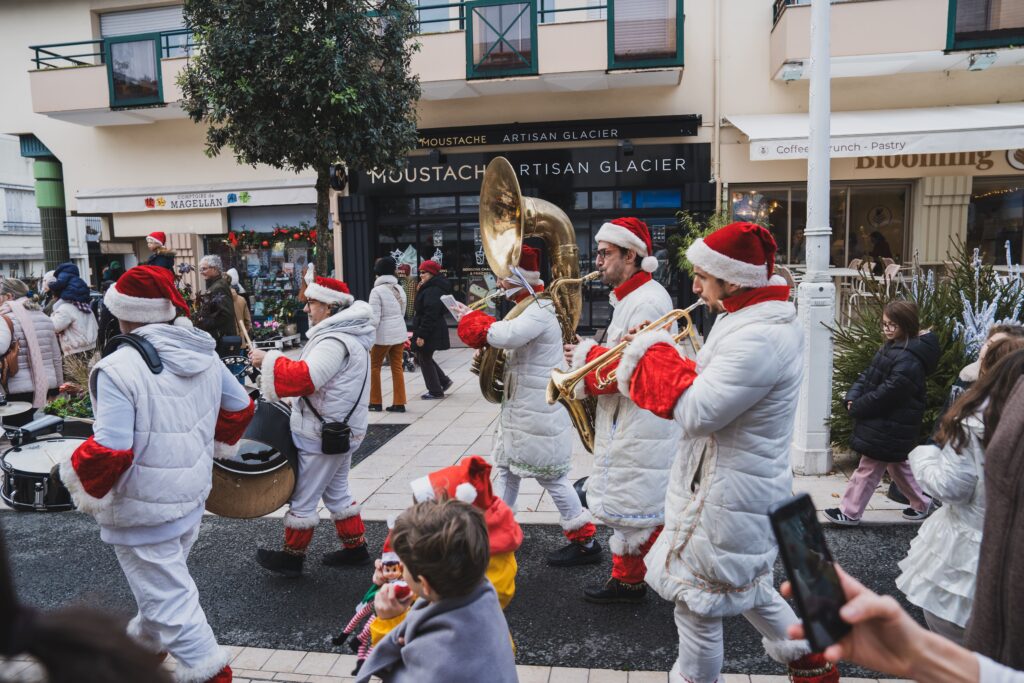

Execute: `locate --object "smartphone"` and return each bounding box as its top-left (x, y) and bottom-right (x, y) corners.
top-left (768, 493), bottom-right (851, 651)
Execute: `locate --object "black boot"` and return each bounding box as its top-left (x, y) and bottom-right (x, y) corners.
top-left (348, 637), bottom-right (360, 654)
top-left (331, 632), bottom-right (351, 647)
top-left (583, 577), bottom-right (647, 604)
top-left (323, 544), bottom-right (372, 567)
top-left (352, 659), bottom-right (364, 676)
top-left (368, 403), bottom-right (383, 412)
top-left (256, 549), bottom-right (304, 578)
top-left (547, 539), bottom-right (603, 567)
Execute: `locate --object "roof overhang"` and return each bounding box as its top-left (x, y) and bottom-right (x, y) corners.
top-left (76, 177), bottom-right (317, 214)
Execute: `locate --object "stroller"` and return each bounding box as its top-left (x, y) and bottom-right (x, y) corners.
top-left (402, 332), bottom-right (417, 372)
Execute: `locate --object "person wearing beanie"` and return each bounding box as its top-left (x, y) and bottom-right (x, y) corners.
top-left (56, 265), bottom-right (255, 683)
top-left (410, 259), bottom-right (453, 399)
top-left (367, 257), bottom-right (408, 413)
top-left (613, 222), bottom-right (835, 683)
top-left (562, 217), bottom-right (681, 603)
top-left (145, 232), bottom-right (177, 271)
top-left (0, 278), bottom-right (63, 412)
top-left (250, 272), bottom-right (376, 577)
top-left (47, 262), bottom-right (98, 358)
top-left (457, 245), bottom-right (600, 566)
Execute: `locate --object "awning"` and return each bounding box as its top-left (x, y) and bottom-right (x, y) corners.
top-left (76, 176), bottom-right (317, 214)
top-left (726, 102), bottom-right (1024, 161)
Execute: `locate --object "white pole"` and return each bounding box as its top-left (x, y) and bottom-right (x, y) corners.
top-left (791, 0), bottom-right (836, 476)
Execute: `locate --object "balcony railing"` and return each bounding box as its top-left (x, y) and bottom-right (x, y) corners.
top-left (772, 0), bottom-right (862, 26)
top-left (418, 0), bottom-right (606, 33)
top-left (1, 221), bottom-right (43, 235)
top-left (29, 29), bottom-right (197, 70)
top-left (947, 0), bottom-right (1024, 49)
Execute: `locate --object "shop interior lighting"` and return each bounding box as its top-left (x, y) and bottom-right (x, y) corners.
top-left (968, 52), bottom-right (997, 71)
top-left (620, 139), bottom-right (634, 156)
top-left (780, 61), bottom-right (804, 81)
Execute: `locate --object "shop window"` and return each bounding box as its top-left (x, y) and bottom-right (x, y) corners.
top-left (848, 186), bottom-right (907, 269)
top-left (731, 188), bottom-right (790, 263)
top-left (608, 0), bottom-right (683, 70)
top-left (467, 0), bottom-right (537, 78)
top-left (418, 196), bottom-right (457, 214)
top-left (106, 34), bottom-right (162, 108)
top-left (634, 189), bottom-right (682, 209)
top-left (967, 179), bottom-right (1024, 265)
top-left (948, 0), bottom-right (1024, 50)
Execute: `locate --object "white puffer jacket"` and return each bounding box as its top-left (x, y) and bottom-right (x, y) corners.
top-left (487, 296), bottom-right (572, 479)
top-left (896, 413), bottom-right (986, 628)
top-left (644, 299), bottom-right (802, 617)
top-left (571, 276), bottom-right (680, 532)
top-left (51, 300), bottom-right (98, 355)
top-left (369, 276), bottom-right (408, 346)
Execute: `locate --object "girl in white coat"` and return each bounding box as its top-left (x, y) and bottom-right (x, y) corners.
top-left (367, 257), bottom-right (408, 412)
top-left (897, 335), bottom-right (1024, 644)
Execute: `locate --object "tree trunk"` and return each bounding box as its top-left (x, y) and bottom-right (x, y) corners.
top-left (315, 165), bottom-right (331, 276)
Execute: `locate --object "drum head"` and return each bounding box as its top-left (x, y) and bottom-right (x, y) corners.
top-left (3, 438), bottom-right (83, 474)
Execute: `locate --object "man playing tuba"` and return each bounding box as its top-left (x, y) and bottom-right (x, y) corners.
top-left (563, 217), bottom-right (680, 603)
top-left (615, 222), bottom-right (836, 683)
top-left (457, 245), bottom-right (600, 565)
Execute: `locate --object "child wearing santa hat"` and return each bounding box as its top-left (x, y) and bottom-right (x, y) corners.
top-left (145, 231), bottom-right (176, 271)
top-left (355, 496), bottom-right (518, 683)
top-left (57, 265), bottom-right (255, 683)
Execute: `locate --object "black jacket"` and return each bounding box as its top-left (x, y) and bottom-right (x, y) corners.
top-left (411, 275), bottom-right (452, 352)
top-left (845, 331), bottom-right (940, 462)
top-left (146, 249), bottom-right (176, 271)
top-left (197, 275), bottom-right (239, 344)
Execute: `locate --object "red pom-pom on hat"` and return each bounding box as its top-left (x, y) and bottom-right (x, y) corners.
top-left (595, 217), bottom-right (659, 273)
top-left (686, 221), bottom-right (779, 288)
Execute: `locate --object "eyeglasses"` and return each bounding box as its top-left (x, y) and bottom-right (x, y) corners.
top-left (882, 321), bottom-right (898, 330)
top-left (596, 248), bottom-right (619, 261)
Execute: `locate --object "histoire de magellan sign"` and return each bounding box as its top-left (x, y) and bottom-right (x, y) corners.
top-left (417, 115), bottom-right (701, 149)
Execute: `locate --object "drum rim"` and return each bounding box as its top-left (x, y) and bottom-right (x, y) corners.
top-left (212, 450), bottom-right (290, 476)
top-left (2, 437), bottom-right (86, 475)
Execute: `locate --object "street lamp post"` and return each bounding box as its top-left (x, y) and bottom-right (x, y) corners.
top-left (791, 0), bottom-right (836, 475)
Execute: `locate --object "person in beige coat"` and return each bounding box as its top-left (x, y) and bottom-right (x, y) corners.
top-left (226, 268), bottom-right (253, 340)
top-left (0, 278), bottom-right (63, 412)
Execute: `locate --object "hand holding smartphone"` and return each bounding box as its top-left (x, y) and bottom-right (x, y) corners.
top-left (768, 493), bottom-right (851, 651)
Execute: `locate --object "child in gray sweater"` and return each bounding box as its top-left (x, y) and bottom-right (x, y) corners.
top-left (355, 498), bottom-right (518, 683)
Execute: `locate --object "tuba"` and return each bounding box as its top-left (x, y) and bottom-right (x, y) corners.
top-left (473, 157), bottom-right (598, 451)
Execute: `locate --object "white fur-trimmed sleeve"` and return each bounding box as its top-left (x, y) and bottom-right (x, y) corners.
top-left (569, 338), bottom-right (600, 399)
top-left (615, 328), bottom-right (680, 398)
top-left (258, 349), bottom-right (285, 402)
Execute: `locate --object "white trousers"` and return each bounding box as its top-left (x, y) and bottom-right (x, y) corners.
top-left (670, 591), bottom-right (809, 683)
top-left (288, 448), bottom-right (355, 520)
top-left (112, 522), bottom-right (227, 682)
top-left (493, 466), bottom-right (583, 523)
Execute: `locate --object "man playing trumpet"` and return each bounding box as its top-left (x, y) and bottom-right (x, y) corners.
top-left (615, 222), bottom-right (836, 683)
top-left (563, 217), bottom-right (680, 603)
top-left (457, 245), bottom-right (599, 565)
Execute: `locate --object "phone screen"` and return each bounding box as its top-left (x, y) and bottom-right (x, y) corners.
top-left (769, 494), bottom-right (851, 651)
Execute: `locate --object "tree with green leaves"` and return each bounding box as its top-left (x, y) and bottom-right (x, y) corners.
top-left (179, 0), bottom-right (422, 273)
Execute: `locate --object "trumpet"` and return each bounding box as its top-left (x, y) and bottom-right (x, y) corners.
top-left (545, 301), bottom-right (705, 405)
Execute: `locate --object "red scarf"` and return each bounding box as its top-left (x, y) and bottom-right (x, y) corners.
top-left (612, 271), bottom-right (652, 301)
top-left (721, 285), bottom-right (790, 313)
top-left (510, 284), bottom-right (544, 303)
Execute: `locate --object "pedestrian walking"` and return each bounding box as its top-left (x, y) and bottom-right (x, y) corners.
top-left (616, 221), bottom-right (835, 683)
top-left (825, 301), bottom-right (938, 525)
top-left (196, 255), bottom-right (240, 356)
top-left (251, 275), bottom-right (374, 577)
top-left (46, 262), bottom-right (98, 359)
top-left (56, 265), bottom-right (254, 683)
top-left (410, 260), bottom-right (453, 400)
top-left (0, 278), bottom-right (63, 413)
top-left (897, 340), bottom-right (1024, 644)
top-left (368, 257), bottom-right (408, 412)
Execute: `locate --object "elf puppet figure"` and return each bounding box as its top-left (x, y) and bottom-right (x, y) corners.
top-left (333, 538), bottom-right (413, 675)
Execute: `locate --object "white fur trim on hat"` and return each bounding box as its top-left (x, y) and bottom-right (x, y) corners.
top-left (568, 338), bottom-right (599, 400)
top-left (58, 457), bottom-right (113, 516)
top-left (686, 237), bottom-right (770, 289)
top-left (331, 504), bottom-right (362, 521)
top-left (455, 482), bottom-right (478, 503)
top-left (304, 281), bottom-right (354, 307)
top-left (615, 328), bottom-right (680, 398)
top-left (596, 222), bottom-right (650, 258)
top-left (172, 316), bottom-right (193, 328)
top-left (174, 647), bottom-right (230, 683)
top-left (284, 510), bottom-right (321, 530)
top-left (381, 551), bottom-right (400, 564)
top-left (258, 350), bottom-right (284, 403)
top-left (410, 475), bottom-right (435, 502)
top-left (104, 285), bottom-right (176, 324)
top-left (560, 507), bottom-right (594, 532)
top-left (213, 439), bottom-right (240, 461)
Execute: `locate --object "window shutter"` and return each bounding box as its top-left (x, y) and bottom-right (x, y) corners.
top-left (614, 0), bottom-right (675, 59)
top-left (100, 5), bottom-right (185, 37)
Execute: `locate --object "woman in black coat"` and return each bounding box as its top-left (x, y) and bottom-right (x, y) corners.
top-left (825, 301), bottom-right (939, 526)
top-left (411, 260), bottom-right (453, 399)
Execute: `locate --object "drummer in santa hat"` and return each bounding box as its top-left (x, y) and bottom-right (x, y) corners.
top-left (615, 222), bottom-right (838, 683)
top-left (57, 265), bottom-right (255, 683)
top-left (367, 455), bottom-right (523, 644)
top-left (250, 271), bottom-right (376, 577)
top-left (144, 231), bottom-right (176, 271)
top-left (457, 244), bottom-right (598, 566)
top-left (562, 217), bottom-right (681, 603)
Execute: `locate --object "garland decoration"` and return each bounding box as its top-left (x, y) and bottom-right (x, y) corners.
top-left (224, 223), bottom-right (318, 250)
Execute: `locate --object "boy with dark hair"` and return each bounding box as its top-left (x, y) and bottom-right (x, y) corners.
top-left (354, 498), bottom-right (517, 683)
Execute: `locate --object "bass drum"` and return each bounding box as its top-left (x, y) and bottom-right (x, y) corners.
top-left (206, 399), bottom-right (297, 519)
top-left (1, 437), bottom-right (81, 512)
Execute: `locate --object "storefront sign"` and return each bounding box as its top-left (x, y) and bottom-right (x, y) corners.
top-left (355, 144), bottom-right (710, 195)
top-left (1009, 149), bottom-right (1024, 172)
top-left (855, 151), bottom-right (997, 171)
top-left (76, 180), bottom-right (317, 214)
top-left (752, 133), bottom-right (1024, 161)
top-left (416, 116), bottom-right (701, 149)
top-left (141, 191), bottom-right (253, 210)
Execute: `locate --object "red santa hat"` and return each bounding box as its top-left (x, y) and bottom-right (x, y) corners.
top-left (419, 260), bottom-right (441, 276)
top-left (686, 221), bottom-right (780, 288)
top-left (381, 527), bottom-right (400, 565)
top-left (146, 231), bottom-right (166, 246)
top-left (517, 245), bottom-right (542, 285)
top-left (409, 455), bottom-right (523, 555)
top-left (303, 276), bottom-right (354, 307)
top-left (104, 265), bottom-right (190, 323)
top-left (595, 217), bottom-right (659, 273)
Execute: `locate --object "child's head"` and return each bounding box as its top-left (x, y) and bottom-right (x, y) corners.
top-left (390, 498), bottom-right (490, 602)
top-left (882, 300), bottom-right (919, 343)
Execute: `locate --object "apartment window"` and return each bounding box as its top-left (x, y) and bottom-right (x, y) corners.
top-left (608, 0), bottom-right (683, 69)
top-left (466, 0), bottom-right (538, 78)
top-left (417, 0), bottom-right (459, 33)
top-left (948, 0), bottom-right (1024, 49)
top-left (966, 179), bottom-right (1024, 265)
top-left (3, 188), bottom-right (41, 234)
top-left (106, 35), bottom-right (162, 107)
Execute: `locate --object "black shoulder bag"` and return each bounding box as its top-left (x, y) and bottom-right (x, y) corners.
top-left (302, 350), bottom-right (369, 455)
